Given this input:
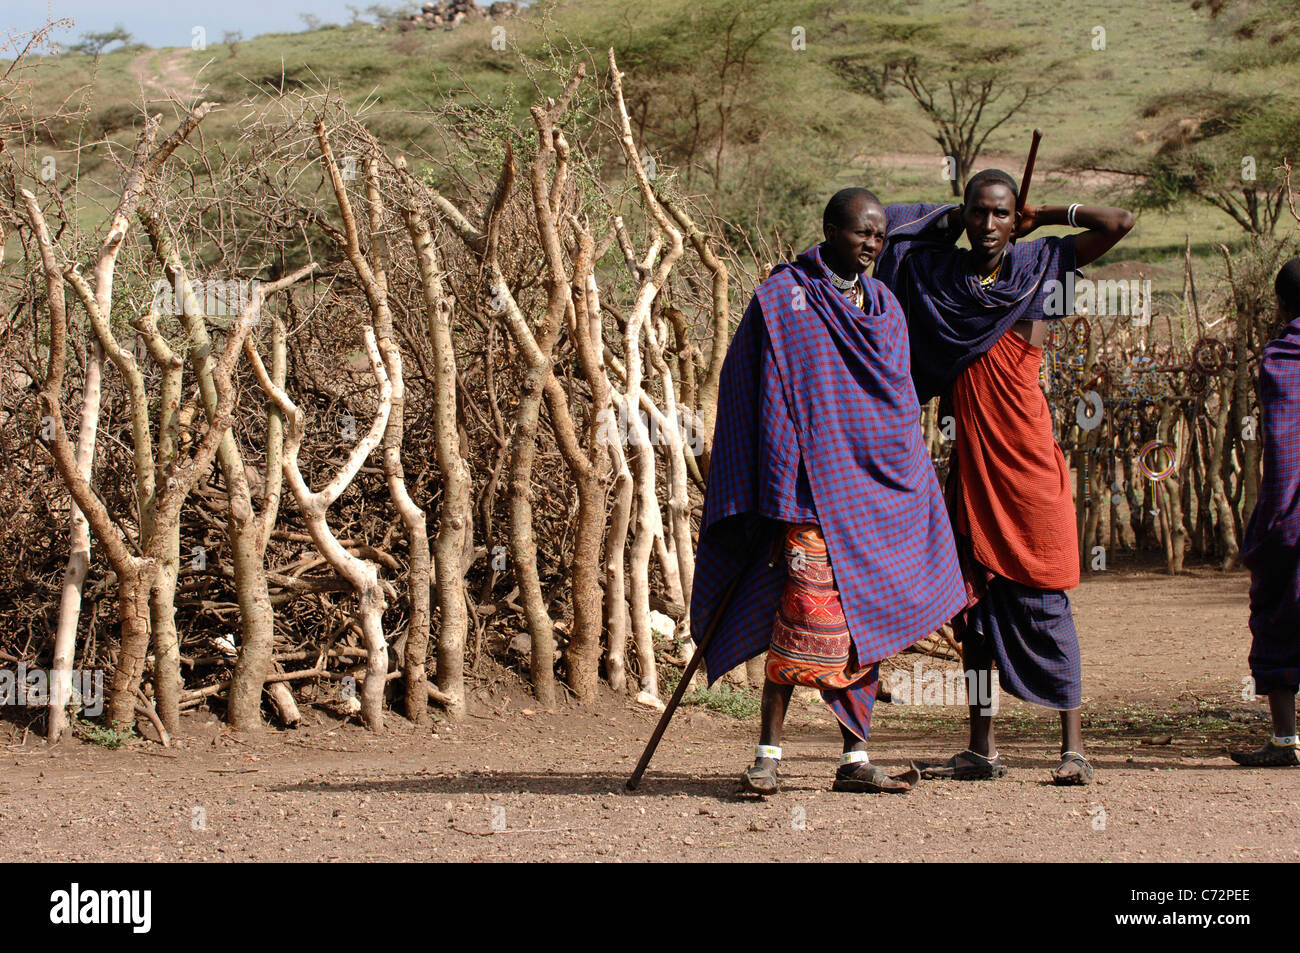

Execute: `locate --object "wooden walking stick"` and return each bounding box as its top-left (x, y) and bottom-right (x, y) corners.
top-left (626, 549), bottom-right (761, 791)
top-left (1017, 128), bottom-right (1043, 214)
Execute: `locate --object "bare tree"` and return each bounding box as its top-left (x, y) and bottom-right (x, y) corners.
top-left (25, 165), bottom-right (315, 729)
top-left (397, 165), bottom-right (471, 720)
top-left (313, 123), bottom-right (434, 725)
top-left (246, 324), bottom-right (392, 729)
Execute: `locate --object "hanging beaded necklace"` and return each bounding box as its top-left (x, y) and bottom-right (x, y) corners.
top-left (977, 254), bottom-right (1003, 288)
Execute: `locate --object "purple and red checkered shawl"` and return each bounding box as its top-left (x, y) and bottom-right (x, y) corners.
top-left (876, 202), bottom-right (1077, 403)
top-left (1243, 312), bottom-right (1300, 692)
top-left (689, 243), bottom-right (966, 685)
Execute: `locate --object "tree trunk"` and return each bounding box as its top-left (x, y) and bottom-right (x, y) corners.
top-left (627, 433), bottom-right (660, 701)
top-left (507, 372), bottom-right (558, 708)
top-left (227, 526), bottom-right (278, 728)
top-left (357, 584), bottom-right (389, 729)
top-left (404, 205), bottom-right (470, 721)
top-left (246, 322), bottom-right (392, 731)
top-left (48, 341), bottom-right (104, 741)
top-left (356, 155), bottom-right (434, 726)
top-left (106, 560), bottom-right (155, 729)
top-left (140, 210), bottom-right (281, 732)
top-left (566, 467), bottom-right (606, 702)
top-left (1233, 334), bottom-right (1260, 529)
top-left (1156, 400), bottom-right (1188, 573)
top-left (149, 523), bottom-right (182, 735)
top-left (604, 437), bottom-right (634, 693)
top-left (1209, 378), bottom-right (1241, 568)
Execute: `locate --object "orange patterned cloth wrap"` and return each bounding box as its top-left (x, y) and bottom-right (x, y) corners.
top-left (765, 523), bottom-right (873, 689)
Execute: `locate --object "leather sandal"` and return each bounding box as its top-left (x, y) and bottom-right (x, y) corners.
top-left (831, 760), bottom-right (919, 794)
top-left (740, 757), bottom-right (780, 795)
top-left (1051, 750), bottom-right (1095, 785)
top-left (1230, 740), bottom-right (1300, 767)
top-left (919, 748), bottom-right (1008, 780)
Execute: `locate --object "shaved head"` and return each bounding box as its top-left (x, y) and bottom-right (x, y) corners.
top-left (963, 169), bottom-right (1019, 206)
top-left (823, 187), bottom-right (883, 234)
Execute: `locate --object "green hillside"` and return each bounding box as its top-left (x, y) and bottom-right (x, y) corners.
top-left (11, 0), bottom-right (1300, 294)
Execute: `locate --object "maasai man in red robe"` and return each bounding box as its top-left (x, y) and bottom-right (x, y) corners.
top-left (1233, 258), bottom-right (1300, 767)
top-left (876, 170), bottom-right (1133, 785)
top-left (690, 189), bottom-right (966, 795)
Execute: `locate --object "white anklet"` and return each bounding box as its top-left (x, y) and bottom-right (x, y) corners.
top-left (840, 750), bottom-right (869, 765)
top-left (755, 744), bottom-right (782, 761)
top-left (1271, 735), bottom-right (1299, 747)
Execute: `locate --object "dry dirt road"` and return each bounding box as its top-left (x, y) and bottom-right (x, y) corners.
top-left (127, 48), bottom-right (199, 102)
top-left (1, 565), bottom-right (1292, 863)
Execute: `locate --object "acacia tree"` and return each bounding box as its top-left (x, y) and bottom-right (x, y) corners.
top-left (833, 20), bottom-right (1063, 195)
top-left (1071, 0), bottom-right (1300, 237)
top-left (69, 24), bottom-right (133, 60)
top-left (1072, 89), bottom-right (1299, 237)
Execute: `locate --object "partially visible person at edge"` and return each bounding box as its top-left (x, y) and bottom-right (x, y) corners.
top-left (688, 187), bottom-right (966, 796)
top-left (874, 170), bottom-right (1134, 785)
top-left (1233, 258), bottom-right (1300, 767)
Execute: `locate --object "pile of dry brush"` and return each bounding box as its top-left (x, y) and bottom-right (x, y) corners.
top-left (0, 42), bottom-right (791, 742)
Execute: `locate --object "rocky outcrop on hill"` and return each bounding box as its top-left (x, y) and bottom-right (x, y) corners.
top-left (394, 0), bottom-right (519, 31)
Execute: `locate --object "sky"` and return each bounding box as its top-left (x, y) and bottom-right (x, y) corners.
top-left (9, 1), bottom-right (432, 51)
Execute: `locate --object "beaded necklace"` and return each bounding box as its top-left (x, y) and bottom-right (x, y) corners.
top-left (825, 265), bottom-right (865, 310)
top-left (977, 255), bottom-right (1003, 288)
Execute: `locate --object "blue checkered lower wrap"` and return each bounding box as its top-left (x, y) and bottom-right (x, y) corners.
top-left (963, 573), bottom-right (1082, 710)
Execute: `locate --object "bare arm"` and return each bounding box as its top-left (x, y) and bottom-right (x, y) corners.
top-left (1015, 202), bottom-right (1135, 267)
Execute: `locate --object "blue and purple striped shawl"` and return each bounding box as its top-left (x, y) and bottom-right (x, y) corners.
top-left (876, 202), bottom-right (1077, 403)
top-left (689, 243), bottom-right (966, 683)
top-left (1245, 312), bottom-right (1300, 563)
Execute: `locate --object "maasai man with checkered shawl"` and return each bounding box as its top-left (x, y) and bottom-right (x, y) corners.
top-left (876, 170), bottom-right (1133, 786)
top-left (690, 188), bottom-right (966, 796)
top-left (1233, 258), bottom-right (1300, 768)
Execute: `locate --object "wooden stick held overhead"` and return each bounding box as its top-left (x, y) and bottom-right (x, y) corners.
top-left (1017, 128), bottom-right (1043, 212)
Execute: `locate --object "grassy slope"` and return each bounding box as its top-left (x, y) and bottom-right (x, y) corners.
top-left (10, 0), bottom-right (1300, 293)
top-left (856, 0), bottom-right (1299, 288)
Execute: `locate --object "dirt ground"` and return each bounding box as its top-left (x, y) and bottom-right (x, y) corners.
top-left (2, 564), bottom-right (1295, 863)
